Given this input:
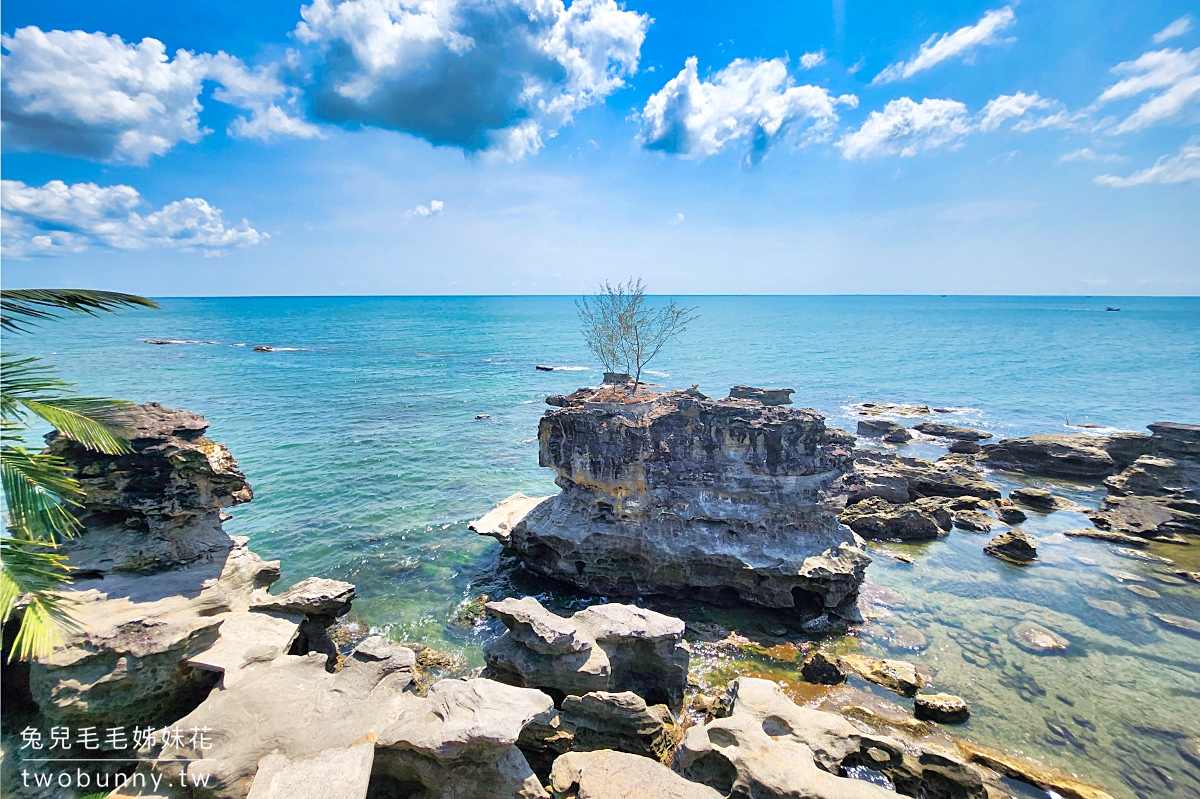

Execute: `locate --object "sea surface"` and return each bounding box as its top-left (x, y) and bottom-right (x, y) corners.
top-left (11, 295), bottom-right (1200, 799)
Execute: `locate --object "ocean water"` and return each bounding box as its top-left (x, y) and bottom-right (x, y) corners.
top-left (10, 295), bottom-right (1200, 799)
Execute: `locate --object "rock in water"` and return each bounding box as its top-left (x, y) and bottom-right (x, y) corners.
top-left (913, 694), bottom-right (970, 724)
top-left (45, 402), bottom-right (253, 575)
top-left (839, 497), bottom-right (942, 540)
top-left (801, 650), bottom-right (846, 685)
top-left (1009, 487), bottom-right (1073, 511)
top-left (1089, 425), bottom-right (1200, 537)
top-left (981, 434), bottom-right (1120, 478)
top-left (483, 596), bottom-right (688, 710)
top-left (857, 418), bottom-right (912, 443)
top-left (477, 388), bottom-right (871, 620)
top-left (1009, 621), bottom-right (1068, 654)
top-left (984, 530), bottom-right (1038, 564)
top-left (912, 422), bottom-right (993, 441)
top-left (727, 385), bottom-right (794, 405)
top-left (838, 654), bottom-right (924, 696)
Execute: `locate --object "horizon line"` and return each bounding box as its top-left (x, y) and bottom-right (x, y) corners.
top-left (40, 292), bottom-right (1200, 300)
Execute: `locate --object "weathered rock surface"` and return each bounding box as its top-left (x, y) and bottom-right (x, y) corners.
top-left (993, 498), bottom-right (1026, 524)
top-left (727, 385), bottom-right (794, 405)
top-left (854, 402), bottom-right (931, 417)
top-left (801, 650), bottom-right (846, 685)
top-left (45, 402), bottom-right (253, 575)
top-left (839, 497), bottom-right (942, 540)
top-left (956, 740), bottom-right (1116, 799)
top-left (857, 418), bottom-right (912, 443)
top-left (468, 492), bottom-right (550, 548)
top-left (951, 509), bottom-right (993, 533)
top-left (984, 530), bottom-right (1037, 564)
top-left (838, 654), bottom-right (924, 696)
top-left (558, 691), bottom-right (679, 761)
top-left (913, 422), bottom-right (992, 441)
top-left (914, 694), bottom-right (970, 724)
top-left (484, 597), bottom-right (688, 710)
top-left (550, 750), bottom-right (721, 799)
top-left (1090, 441), bottom-right (1200, 537)
top-left (1153, 613), bottom-right (1200, 637)
top-left (477, 388), bottom-right (872, 619)
top-left (837, 451), bottom-right (1001, 503)
top-left (981, 434), bottom-right (1121, 478)
top-left (948, 439), bottom-right (982, 455)
top-left (251, 576), bottom-right (355, 617)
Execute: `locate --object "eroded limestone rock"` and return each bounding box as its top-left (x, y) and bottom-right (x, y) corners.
top-left (912, 422), bottom-right (992, 441)
top-left (477, 388), bottom-right (871, 619)
top-left (838, 654), bottom-right (924, 696)
top-left (984, 530), bottom-right (1038, 564)
top-left (550, 750), bottom-right (721, 799)
top-left (839, 497), bottom-right (942, 540)
top-left (856, 419), bottom-right (912, 443)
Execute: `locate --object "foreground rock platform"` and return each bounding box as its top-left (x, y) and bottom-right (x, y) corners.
top-left (474, 386), bottom-right (871, 620)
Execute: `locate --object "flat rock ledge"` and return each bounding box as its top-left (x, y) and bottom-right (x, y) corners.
top-left (474, 386), bottom-right (871, 620)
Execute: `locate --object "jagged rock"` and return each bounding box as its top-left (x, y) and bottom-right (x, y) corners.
top-left (1064, 527), bottom-right (1147, 546)
top-left (252, 577), bottom-right (355, 617)
top-left (948, 440), bottom-right (982, 455)
top-left (914, 694), bottom-right (970, 724)
top-left (675, 677), bottom-right (902, 798)
top-left (981, 434), bottom-right (1118, 478)
top-left (984, 530), bottom-right (1038, 564)
top-left (838, 654), bottom-right (924, 696)
top-left (1009, 621), bottom-right (1068, 653)
top-left (801, 650), bottom-right (846, 685)
top-left (951, 509), bottom-right (993, 533)
top-left (857, 418), bottom-right (912, 443)
top-left (560, 691), bottom-right (679, 761)
top-left (469, 493), bottom-right (551, 548)
top-left (839, 497), bottom-right (942, 540)
top-left (913, 423), bottom-right (992, 441)
top-left (45, 402), bottom-right (253, 575)
top-left (1009, 487), bottom-right (1074, 511)
top-left (854, 402), bottom-right (931, 417)
top-left (1147, 421), bottom-right (1200, 459)
top-left (484, 597), bottom-right (688, 710)
top-left (478, 388), bottom-right (871, 619)
top-left (840, 451), bottom-right (1001, 503)
top-left (993, 499), bottom-right (1026, 525)
top-left (1090, 452), bottom-right (1200, 537)
top-left (727, 385), bottom-right (794, 405)
top-left (550, 750), bottom-right (721, 799)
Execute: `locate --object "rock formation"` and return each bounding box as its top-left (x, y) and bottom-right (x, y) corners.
top-left (483, 596), bottom-right (688, 710)
top-left (856, 418), bottom-right (912, 443)
top-left (474, 387), bottom-right (872, 620)
top-left (913, 694), bottom-right (970, 724)
top-left (45, 402), bottom-right (254, 575)
top-left (984, 530), bottom-right (1038, 564)
top-left (981, 431), bottom-right (1153, 479)
top-left (1089, 422), bottom-right (1200, 538)
top-left (912, 422), bottom-right (992, 441)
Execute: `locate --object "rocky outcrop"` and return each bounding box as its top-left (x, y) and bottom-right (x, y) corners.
top-left (838, 497), bottom-right (943, 540)
top-left (483, 597), bottom-right (687, 710)
top-left (1089, 427), bottom-right (1200, 537)
top-left (981, 433), bottom-right (1121, 478)
top-left (984, 530), bottom-right (1037, 564)
top-left (476, 388), bottom-right (871, 620)
top-left (912, 422), bottom-right (992, 441)
top-left (727, 385), bottom-right (794, 405)
top-left (854, 402), bottom-right (931, 417)
top-left (857, 419), bottom-right (911, 443)
top-left (914, 694), bottom-right (970, 724)
top-left (550, 750), bottom-right (721, 799)
top-left (801, 650), bottom-right (846, 684)
top-left (836, 451), bottom-right (1000, 503)
top-left (45, 402), bottom-right (253, 575)
top-left (838, 654), bottom-right (924, 696)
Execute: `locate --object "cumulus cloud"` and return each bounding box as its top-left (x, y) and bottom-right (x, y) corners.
top-left (406, 199), bottom-right (444, 217)
top-left (295, 0), bottom-right (648, 159)
top-left (799, 50), bottom-right (826, 69)
top-left (838, 97), bottom-right (970, 159)
top-left (1, 179), bottom-right (265, 258)
top-left (1153, 16), bottom-right (1193, 44)
top-left (0, 27), bottom-right (321, 163)
top-left (1094, 143), bottom-right (1200, 186)
top-left (1097, 47), bottom-right (1200, 134)
top-left (639, 56), bottom-right (857, 164)
top-left (1059, 147), bottom-right (1125, 163)
top-left (0, 27), bottom-right (210, 163)
top-left (977, 92), bottom-right (1057, 131)
top-left (872, 6), bottom-right (1015, 85)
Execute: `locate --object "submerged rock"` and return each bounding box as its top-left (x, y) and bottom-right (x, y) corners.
top-left (1153, 613), bottom-right (1200, 637)
top-left (912, 422), bottom-right (992, 441)
top-left (914, 694), bottom-right (970, 724)
top-left (857, 418), bottom-right (912, 443)
top-left (838, 654), bottom-right (924, 696)
top-left (1009, 621), bottom-right (1068, 654)
top-left (45, 402), bottom-right (253, 575)
top-left (483, 596), bottom-right (688, 710)
top-left (476, 388), bottom-right (871, 620)
top-left (955, 740), bottom-right (1116, 799)
top-left (984, 530), bottom-right (1038, 564)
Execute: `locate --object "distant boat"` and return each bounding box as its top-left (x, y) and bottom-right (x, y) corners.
top-left (1105, 307), bottom-right (1120, 312)
top-left (535, 365), bottom-right (554, 371)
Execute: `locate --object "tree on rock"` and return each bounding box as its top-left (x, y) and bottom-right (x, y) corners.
top-left (576, 279), bottom-right (697, 394)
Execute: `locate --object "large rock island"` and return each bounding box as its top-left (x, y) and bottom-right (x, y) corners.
top-left (473, 386), bottom-right (871, 622)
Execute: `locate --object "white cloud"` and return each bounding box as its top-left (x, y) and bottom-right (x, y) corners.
top-left (295, 0), bottom-right (648, 160)
top-left (872, 6), bottom-right (1015, 85)
top-left (799, 50), bottom-right (826, 69)
top-left (1153, 16), bottom-right (1193, 44)
top-left (1097, 47), bottom-right (1200, 134)
top-left (1059, 147), bottom-right (1125, 163)
top-left (406, 199), bottom-right (445, 217)
top-left (0, 27), bottom-right (321, 163)
top-left (669, 212), bottom-right (685, 224)
top-left (1, 179), bottom-right (265, 257)
top-left (838, 97), bottom-right (971, 159)
top-left (0, 27), bottom-right (209, 164)
top-left (1094, 143), bottom-right (1200, 186)
top-left (639, 56), bottom-right (857, 164)
top-left (977, 91), bottom-right (1056, 131)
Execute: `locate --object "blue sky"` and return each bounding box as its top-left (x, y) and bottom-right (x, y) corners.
top-left (2, 0), bottom-right (1197, 295)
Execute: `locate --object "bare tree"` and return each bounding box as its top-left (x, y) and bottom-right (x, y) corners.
top-left (576, 279), bottom-right (697, 394)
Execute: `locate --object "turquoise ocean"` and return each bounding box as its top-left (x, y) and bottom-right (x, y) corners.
top-left (12, 295), bottom-right (1200, 799)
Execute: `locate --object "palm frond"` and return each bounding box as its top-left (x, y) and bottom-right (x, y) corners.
top-left (17, 398), bottom-right (132, 454)
top-left (1, 447), bottom-right (83, 541)
top-left (1, 289), bottom-right (158, 333)
top-left (1, 537), bottom-right (78, 661)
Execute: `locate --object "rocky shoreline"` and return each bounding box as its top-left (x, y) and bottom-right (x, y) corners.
top-left (4, 391), bottom-right (1197, 799)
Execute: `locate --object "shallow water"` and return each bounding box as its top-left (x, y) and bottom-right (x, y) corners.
top-left (11, 295), bottom-right (1200, 798)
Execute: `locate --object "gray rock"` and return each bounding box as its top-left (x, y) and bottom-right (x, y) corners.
top-left (952, 509), bottom-right (993, 533)
top-left (252, 576), bottom-right (356, 617)
top-left (838, 654), bottom-right (924, 696)
top-left (1064, 527), bottom-right (1148, 546)
top-left (550, 750), bottom-right (721, 799)
top-left (1147, 421), bottom-right (1200, 460)
top-left (948, 439), bottom-right (982, 455)
top-left (912, 422), bottom-right (992, 441)
top-left (727, 385), bottom-right (794, 405)
top-left (559, 691), bottom-right (679, 761)
top-left (985, 530), bottom-right (1037, 564)
top-left (675, 677), bottom-right (900, 798)
top-left (469, 493), bottom-right (551, 548)
top-left (993, 500), bottom-right (1027, 525)
top-left (1090, 454), bottom-right (1200, 536)
top-left (484, 597), bottom-right (688, 710)
top-left (913, 694), bottom-right (970, 724)
top-left (857, 418), bottom-right (912, 443)
top-left (981, 434), bottom-right (1117, 478)
top-left (843, 451), bottom-right (1001, 502)
top-left (45, 402), bottom-right (253, 575)
top-left (478, 389), bottom-right (871, 619)
top-left (1009, 487), bottom-right (1074, 511)
top-left (1009, 621), bottom-right (1068, 653)
top-left (854, 402), bottom-right (931, 417)
top-left (838, 497), bottom-right (942, 540)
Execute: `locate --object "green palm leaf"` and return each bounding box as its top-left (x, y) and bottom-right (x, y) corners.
top-left (17, 398), bottom-right (132, 454)
top-left (1, 289), bottom-right (158, 333)
top-left (1, 447), bottom-right (83, 541)
top-left (1, 538), bottom-right (79, 661)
